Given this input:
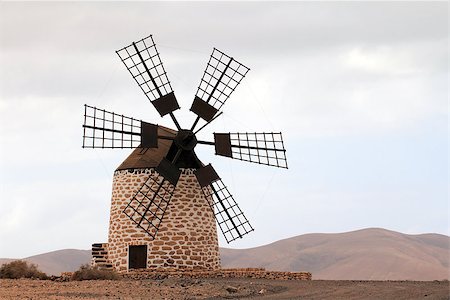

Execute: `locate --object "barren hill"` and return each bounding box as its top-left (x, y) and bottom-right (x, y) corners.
top-left (221, 228), bottom-right (450, 280)
top-left (1, 228), bottom-right (448, 280)
top-left (0, 249), bottom-right (90, 276)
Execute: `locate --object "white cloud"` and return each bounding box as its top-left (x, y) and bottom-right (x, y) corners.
top-left (344, 46), bottom-right (417, 76)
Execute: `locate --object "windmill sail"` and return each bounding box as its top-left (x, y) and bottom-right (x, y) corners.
top-left (194, 164), bottom-right (254, 243)
top-left (83, 104), bottom-right (141, 148)
top-left (213, 132), bottom-right (288, 169)
top-left (190, 48), bottom-right (249, 130)
top-left (116, 35), bottom-right (180, 118)
top-left (82, 104), bottom-right (154, 149)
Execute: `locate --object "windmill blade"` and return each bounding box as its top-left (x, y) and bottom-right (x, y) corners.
top-left (82, 104), bottom-right (159, 149)
top-left (190, 48), bottom-right (249, 130)
top-left (212, 132), bottom-right (288, 169)
top-left (116, 35), bottom-right (181, 127)
top-left (123, 158), bottom-right (181, 239)
top-left (194, 164), bottom-right (254, 243)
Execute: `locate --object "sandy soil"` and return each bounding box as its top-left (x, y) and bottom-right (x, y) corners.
top-left (0, 278), bottom-right (448, 299)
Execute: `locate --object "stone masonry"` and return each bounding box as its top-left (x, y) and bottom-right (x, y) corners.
top-left (106, 168), bottom-right (220, 272)
top-left (91, 243), bottom-right (112, 270)
top-left (123, 268), bottom-right (312, 280)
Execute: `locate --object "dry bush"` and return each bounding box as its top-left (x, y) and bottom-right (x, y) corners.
top-left (0, 260), bottom-right (48, 279)
top-left (71, 264), bottom-right (120, 281)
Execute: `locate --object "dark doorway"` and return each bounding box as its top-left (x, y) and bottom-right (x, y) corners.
top-left (128, 245), bottom-right (147, 269)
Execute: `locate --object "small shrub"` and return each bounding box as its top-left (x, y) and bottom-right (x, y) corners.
top-left (0, 260), bottom-right (48, 279)
top-left (71, 264), bottom-right (119, 281)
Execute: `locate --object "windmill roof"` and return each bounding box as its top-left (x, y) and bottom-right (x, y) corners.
top-left (116, 125), bottom-right (177, 171)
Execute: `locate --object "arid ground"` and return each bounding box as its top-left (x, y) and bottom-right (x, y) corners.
top-left (0, 278), bottom-right (448, 299)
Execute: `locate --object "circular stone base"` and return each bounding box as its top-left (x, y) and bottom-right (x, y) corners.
top-left (107, 168), bottom-right (220, 272)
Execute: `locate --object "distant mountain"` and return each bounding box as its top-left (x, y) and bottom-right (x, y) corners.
top-left (0, 249), bottom-right (90, 276)
top-left (1, 228), bottom-right (448, 280)
top-left (0, 258), bottom-right (14, 266)
top-left (221, 228), bottom-right (450, 280)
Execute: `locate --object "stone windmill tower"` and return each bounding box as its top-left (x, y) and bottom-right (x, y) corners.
top-left (82, 35), bottom-right (288, 272)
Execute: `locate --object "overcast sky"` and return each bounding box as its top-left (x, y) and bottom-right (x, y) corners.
top-left (0, 2), bottom-right (448, 258)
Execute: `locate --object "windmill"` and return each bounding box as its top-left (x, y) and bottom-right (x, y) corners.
top-left (83, 35), bottom-right (288, 271)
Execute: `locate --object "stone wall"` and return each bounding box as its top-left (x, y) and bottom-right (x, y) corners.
top-left (91, 243), bottom-right (112, 270)
top-left (122, 268), bottom-right (312, 281)
top-left (107, 168), bottom-right (220, 272)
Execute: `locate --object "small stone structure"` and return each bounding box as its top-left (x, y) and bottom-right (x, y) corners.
top-left (91, 243), bottom-right (111, 269)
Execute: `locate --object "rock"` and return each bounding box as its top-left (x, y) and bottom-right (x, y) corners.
top-left (226, 286), bottom-right (238, 293)
top-left (259, 288), bottom-right (267, 294)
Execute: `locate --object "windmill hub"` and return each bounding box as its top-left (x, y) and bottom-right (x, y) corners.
top-left (174, 129), bottom-right (197, 151)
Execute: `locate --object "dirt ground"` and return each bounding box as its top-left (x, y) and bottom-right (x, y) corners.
top-left (0, 278), bottom-right (448, 300)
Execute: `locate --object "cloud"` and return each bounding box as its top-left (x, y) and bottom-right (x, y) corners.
top-left (0, 2), bottom-right (447, 257)
top-left (344, 46), bottom-right (417, 76)
top-left (218, 40), bottom-right (447, 139)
